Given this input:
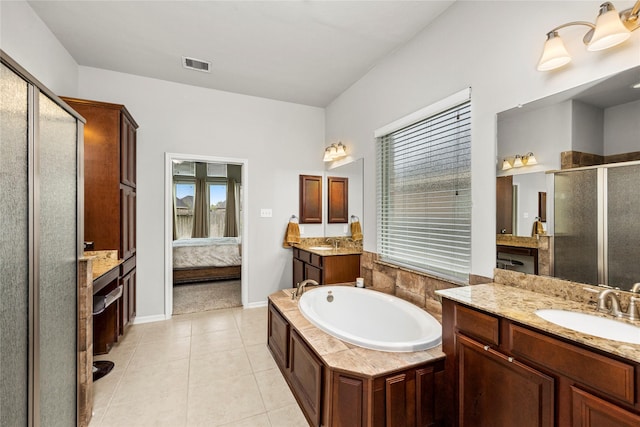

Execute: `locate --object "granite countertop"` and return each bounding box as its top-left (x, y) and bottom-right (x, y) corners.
top-left (83, 250), bottom-right (123, 280)
top-left (496, 234), bottom-right (543, 249)
top-left (294, 245), bottom-right (363, 256)
top-left (269, 289), bottom-right (445, 378)
top-left (436, 283), bottom-right (640, 363)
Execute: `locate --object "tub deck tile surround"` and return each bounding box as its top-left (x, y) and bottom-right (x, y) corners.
top-left (269, 289), bottom-right (445, 378)
top-left (436, 282), bottom-right (640, 363)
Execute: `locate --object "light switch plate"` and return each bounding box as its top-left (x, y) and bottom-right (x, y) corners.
top-left (260, 208), bottom-right (272, 218)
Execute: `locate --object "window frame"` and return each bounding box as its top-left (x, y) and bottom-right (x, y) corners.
top-left (375, 88), bottom-right (472, 284)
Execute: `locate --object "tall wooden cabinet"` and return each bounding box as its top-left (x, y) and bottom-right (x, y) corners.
top-left (62, 97), bottom-right (138, 338)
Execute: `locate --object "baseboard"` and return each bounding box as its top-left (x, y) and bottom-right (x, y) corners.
top-left (131, 314), bottom-right (169, 325)
top-left (243, 300), bottom-right (267, 309)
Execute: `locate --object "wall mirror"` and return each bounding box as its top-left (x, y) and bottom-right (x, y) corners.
top-left (325, 158), bottom-right (363, 237)
top-left (496, 65), bottom-right (640, 289)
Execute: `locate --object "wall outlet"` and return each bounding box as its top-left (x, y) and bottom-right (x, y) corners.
top-left (260, 208), bottom-right (272, 218)
top-left (344, 225), bottom-right (348, 233)
top-left (299, 225), bottom-right (305, 234)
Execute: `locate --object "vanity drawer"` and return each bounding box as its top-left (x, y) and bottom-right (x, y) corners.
top-left (507, 323), bottom-right (635, 404)
top-left (454, 304), bottom-right (499, 346)
top-left (296, 249), bottom-right (312, 264)
top-left (309, 253), bottom-right (323, 268)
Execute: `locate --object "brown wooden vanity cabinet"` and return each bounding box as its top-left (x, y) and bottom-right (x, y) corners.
top-left (62, 96), bottom-right (138, 343)
top-left (442, 298), bottom-right (640, 427)
top-left (267, 301), bottom-right (444, 427)
top-left (292, 247), bottom-right (360, 286)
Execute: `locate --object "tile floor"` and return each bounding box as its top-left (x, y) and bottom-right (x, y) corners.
top-left (90, 306), bottom-right (309, 427)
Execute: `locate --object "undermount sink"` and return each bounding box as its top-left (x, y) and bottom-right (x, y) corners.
top-left (308, 246), bottom-right (334, 250)
top-left (535, 309), bottom-right (640, 344)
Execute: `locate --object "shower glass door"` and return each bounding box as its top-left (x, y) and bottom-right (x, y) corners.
top-left (607, 164), bottom-right (640, 288)
top-left (553, 169), bottom-right (598, 285)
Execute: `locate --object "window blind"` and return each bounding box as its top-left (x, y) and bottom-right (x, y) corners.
top-left (376, 100), bottom-right (471, 283)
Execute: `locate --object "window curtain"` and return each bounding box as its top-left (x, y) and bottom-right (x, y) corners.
top-left (191, 178), bottom-right (209, 238)
top-left (224, 178), bottom-right (238, 237)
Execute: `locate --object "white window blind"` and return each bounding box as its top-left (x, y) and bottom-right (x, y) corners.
top-left (376, 98), bottom-right (471, 283)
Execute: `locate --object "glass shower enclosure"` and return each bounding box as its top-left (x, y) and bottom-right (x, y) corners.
top-left (554, 162), bottom-right (640, 290)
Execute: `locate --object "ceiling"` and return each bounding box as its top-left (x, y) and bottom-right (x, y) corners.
top-left (28, 1), bottom-right (455, 107)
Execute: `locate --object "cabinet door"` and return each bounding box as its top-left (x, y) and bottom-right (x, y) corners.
top-left (571, 386), bottom-right (640, 427)
top-left (268, 303), bottom-right (289, 371)
top-left (289, 330), bottom-right (323, 427)
top-left (120, 113), bottom-right (136, 187)
top-left (457, 334), bottom-right (554, 427)
top-left (119, 268), bottom-right (136, 335)
top-left (305, 264), bottom-right (322, 284)
top-left (299, 174), bottom-right (322, 223)
top-left (293, 257), bottom-right (304, 287)
top-left (120, 186), bottom-right (136, 259)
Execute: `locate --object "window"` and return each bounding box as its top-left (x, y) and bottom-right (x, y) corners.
top-left (208, 182), bottom-right (227, 237)
top-left (376, 90), bottom-right (471, 283)
top-left (174, 182), bottom-right (195, 239)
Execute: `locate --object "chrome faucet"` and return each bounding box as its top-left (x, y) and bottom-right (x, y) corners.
top-left (597, 289), bottom-right (623, 317)
top-left (631, 283), bottom-right (640, 293)
top-left (292, 279), bottom-right (320, 299)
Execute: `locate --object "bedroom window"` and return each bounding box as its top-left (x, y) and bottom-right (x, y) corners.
top-left (376, 88), bottom-right (471, 283)
top-left (174, 182), bottom-right (195, 239)
top-left (208, 182), bottom-right (227, 237)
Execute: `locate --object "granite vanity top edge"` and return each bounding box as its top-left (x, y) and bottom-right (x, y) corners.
top-left (436, 283), bottom-right (640, 363)
top-left (268, 290), bottom-right (445, 378)
top-left (83, 250), bottom-right (123, 281)
top-left (293, 245), bottom-right (363, 256)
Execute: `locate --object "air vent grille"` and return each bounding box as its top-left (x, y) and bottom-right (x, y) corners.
top-left (182, 56), bottom-right (211, 73)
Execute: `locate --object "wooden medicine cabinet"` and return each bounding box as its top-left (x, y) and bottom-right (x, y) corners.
top-left (299, 174), bottom-right (322, 223)
top-left (327, 176), bottom-right (348, 223)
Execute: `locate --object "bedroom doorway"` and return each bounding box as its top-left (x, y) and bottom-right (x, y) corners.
top-left (164, 153), bottom-right (249, 317)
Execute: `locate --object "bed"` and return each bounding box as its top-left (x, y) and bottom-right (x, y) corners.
top-left (172, 237), bottom-right (242, 284)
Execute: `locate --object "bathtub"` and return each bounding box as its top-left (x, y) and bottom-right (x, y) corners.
top-left (298, 286), bottom-right (442, 352)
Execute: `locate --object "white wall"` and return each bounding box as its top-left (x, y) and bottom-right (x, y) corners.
top-left (572, 100), bottom-right (604, 154)
top-left (0, 0), bottom-right (78, 96)
top-left (604, 99), bottom-right (640, 155)
top-left (77, 67), bottom-right (324, 316)
top-left (325, 0), bottom-right (640, 279)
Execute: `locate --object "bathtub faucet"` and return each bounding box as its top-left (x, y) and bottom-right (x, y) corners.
top-left (293, 279), bottom-right (320, 299)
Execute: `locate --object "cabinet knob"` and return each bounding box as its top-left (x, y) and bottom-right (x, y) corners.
top-left (508, 357), bottom-right (514, 363)
top-left (483, 345), bottom-right (490, 351)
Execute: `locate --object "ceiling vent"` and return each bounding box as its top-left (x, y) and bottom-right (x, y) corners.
top-left (182, 56), bottom-right (211, 73)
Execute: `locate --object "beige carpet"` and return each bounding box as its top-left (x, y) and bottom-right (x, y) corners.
top-left (173, 280), bottom-right (241, 315)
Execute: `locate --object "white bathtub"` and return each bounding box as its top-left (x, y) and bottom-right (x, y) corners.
top-left (298, 286), bottom-right (442, 352)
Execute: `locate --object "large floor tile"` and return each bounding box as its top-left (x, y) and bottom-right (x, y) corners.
top-left (189, 348), bottom-right (252, 386)
top-left (190, 328), bottom-right (243, 356)
top-left (254, 368), bottom-right (297, 411)
top-left (190, 310), bottom-right (238, 335)
top-left (111, 358), bottom-right (189, 406)
top-left (100, 393), bottom-right (188, 427)
top-left (128, 336), bottom-right (191, 367)
top-left (216, 413), bottom-right (271, 427)
top-left (267, 403), bottom-right (309, 427)
top-left (245, 343), bottom-right (277, 373)
top-left (187, 374), bottom-right (265, 426)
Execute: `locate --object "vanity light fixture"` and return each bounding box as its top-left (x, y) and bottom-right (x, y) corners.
top-left (502, 152), bottom-right (538, 170)
top-left (323, 142), bottom-right (347, 162)
top-left (537, 1), bottom-right (640, 71)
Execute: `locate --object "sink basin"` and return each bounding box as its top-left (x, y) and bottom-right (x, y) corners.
top-left (308, 246), bottom-right (334, 250)
top-left (535, 309), bottom-right (640, 344)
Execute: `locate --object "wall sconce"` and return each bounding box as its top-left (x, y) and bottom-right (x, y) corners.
top-left (323, 142), bottom-right (347, 162)
top-left (502, 152), bottom-right (538, 170)
top-left (537, 1), bottom-right (640, 71)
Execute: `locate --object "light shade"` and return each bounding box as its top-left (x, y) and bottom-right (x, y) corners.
top-left (502, 159), bottom-right (512, 171)
top-left (524, 152), bottom-right (538, 165)
top-left (588, 2), bottom-right (631, 51)
top-left (513, 155), bottom-right (524, 168)
top-left (537, 31), bottom-right (571, 71)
